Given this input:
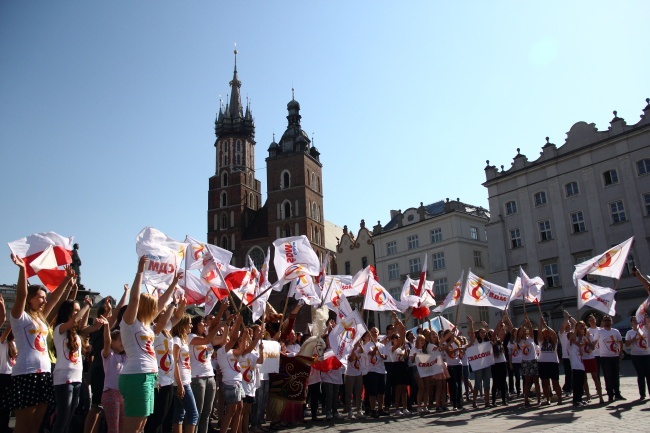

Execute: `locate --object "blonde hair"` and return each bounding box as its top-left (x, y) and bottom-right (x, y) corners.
top-left (171, 314), bottom-right (191, 343)
top-left (26, 285), bottom-right (48, 330)
top-left (137, 293), bottom-right (158, 325)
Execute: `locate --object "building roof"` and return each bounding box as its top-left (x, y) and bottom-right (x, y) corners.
top-left (324, 219), bottom-right (344, 252)
top-left (380, 199), bottom-right (489, 232)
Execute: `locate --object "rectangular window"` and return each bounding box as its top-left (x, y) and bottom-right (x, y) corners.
top-left (470, 226), bottom-right (479, 240)
top-left (388, 263), bottom-right (399, 280)
top-left (565, 181), bottom-right (579, 197)
top-left (543, 262), bottom-right (560, 288)
top-left (345, 261), bottom-right (351, 275)
top-left (434, 277), bottom-right (448, 297)
top-left (538, 220), bottom-right (552, 241)
top-left (441, 311), bottom-right (454, 323)
top-left (409, 257), bottom-right (421, 274)
top-left (510, 228), bottom-right (522, 248)
top-left (473, 250), bottom-right (483, 267)
top-left (603, 169), bottom-right (619, 186)
top-left (622, 251), bottom-right (635, 277)
top-left (638, 159), bottom-right (650, 176)
top-left (430, 228), bottom-right (442, 243)
top-left (432, 252), bottom-right (445, 270)
top-left (534, 191), bottom-right (547, 207)
top-left (575, 253), bottom-right (597, 283)
top-left (362, 257), bottom-right (368, 269)
top-left (407, 235), bottom-right (419, 250)
top-left (570, 211), bottom-right (586, 233)
top-left (610, 200), bottom-right (627, 223)
top-left (505, 201), bottom-right (517, 215)
top-left (387, 241), bottom-right (397, 255)
top-left (478, 306), bottom-right (489, 323)
top-left (644, 193), bottom-right (650, 215)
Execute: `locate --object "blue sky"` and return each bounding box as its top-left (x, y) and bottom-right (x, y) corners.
top-left (1, 1), bottom-right (649, 301)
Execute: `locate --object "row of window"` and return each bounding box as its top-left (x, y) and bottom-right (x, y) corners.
top-left (509, 200), bottom-right (630, 248)
top-left (387, 250), bottom-right (484, 280)
top-left (385, 226), bottom-right (482, 256)
top-left (279, 169), bottom-right (322, 193)
top-left (219, 191), bottom-right (259, 210)
top-left (506, 160), bottom-right (650, 215)
top-left (219, 140), bottom-right (251, 169)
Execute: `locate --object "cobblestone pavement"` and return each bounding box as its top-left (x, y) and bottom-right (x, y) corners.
top-left (272, 360), bottom-right (648, 433)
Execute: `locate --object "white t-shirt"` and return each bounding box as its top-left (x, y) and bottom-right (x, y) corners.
top-left (0, 340), bottom-right (15, 374)
top-left (588, 327), bottom-right (600, 354)
top-left (173, 336), bottom-right (192, 385)
top-left (578, 335), bottom-right (595, 360)
top-left (364, 341), bottom-right (386, 374)
top-left (538, 339), bottom-right (559, 364)
top-left (52, 324), bottom-right (83, 385)
top-left (382, 341), bottom-right (399, 362)
top-left (346, 347), bottom-right (363, 377)
top-left (568, 342), bottom-right (584, 371)
top-left (508, 342), bottom-right (522, 364)
top-left (598, 328), bottom-right (622, 357)
top-left (625, 329), bottom-right (650, 356)
top-left (285, 343), bottom-right (300, 357)
top-left (154, 332), bottom-right (174, 387)
top-left (120, 319), bottom-right (157, 374)
top-left (308, 366), bottom-right (321, 385)
top-left (521, 337), bottom-right (537, 361)
top-left (188, 333), bottom-right (214, 378)
top-left (217, 346), bottom-right (242, 386)
top-left (9, 311), bottom-right (50, 375)
top-left (559, 331), bottom-right (570, 359)
top-left (239, 350), bottom-right (259, 397)
top-left (320, 350), bottom-right (344, 384)
top-left (443, 342), bottom-right (462, 366)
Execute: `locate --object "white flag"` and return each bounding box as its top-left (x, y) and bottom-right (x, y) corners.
top-left (273, 236), bottom-right (321, 281)
top-left (462, 270), bottom-right (511, 310)
top-left (520, 267), bottom-right (545, 304)
top-left (29, 245), bottom-right (59, 274)
top-left (434, 271), bottom-right (464, 313)
top-left (135, 227), bottom-right (187, 287)
top-left (577, 280), bottom-right (616, 316)
top-left (363, 277), bottom-right (407, 312)
top-left (329, 307), bottom-right (365, 362)
top-left (324, 275), bottom-right (356, 298)
top-left (288, 275), bottom-right (321, 306)
top-left (573, 237), bottom-right (634, 285)
top-left (252, 249), bottom-right (273, 323)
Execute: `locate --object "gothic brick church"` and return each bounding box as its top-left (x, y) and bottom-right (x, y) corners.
top-left (207, 52), bottom-right (328, 296)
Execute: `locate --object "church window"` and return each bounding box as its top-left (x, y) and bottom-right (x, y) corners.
top-left (220, 191), bottom-right (227, 208)
top-left (222, 172), bottom-right (228, 186)
top-left (213, 214), bottom-right (219, 230)
top-left (220, 235), bottom-right (229, 250)
top-left (220, 213), bottom-right (227, 230)
top-left (284, 224), bottom-right (291, 237)
top-left (282, 200), bottom-right (292, 219)
top-left (281, 170), bottom-right (291, 189)
top-left (249, 193), bottom-right (254, 209)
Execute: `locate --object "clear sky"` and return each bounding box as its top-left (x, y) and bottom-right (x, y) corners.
top-left (1, 1), bottom-right (649, 301)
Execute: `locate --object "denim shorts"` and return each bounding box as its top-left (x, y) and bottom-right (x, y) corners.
top-left (223, 382), bottom-right (244, 404)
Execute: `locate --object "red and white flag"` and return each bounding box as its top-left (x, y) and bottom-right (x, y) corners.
top-left (573, 237), bottom-right (634, 285)
top-left (29, 245), bottom-right (68, 291)
top-left (349, 266), bottom-right (377, 297)
top-left (415, 255), bottom-right (428, 297)
top-left (363, 277), bottom-right (406, 312)
top-left (462, 270), bottom-right (511, 310)
top-left (136, 227), bottom-right (187, 287)
top-left (8, 231), bottom-right (74, 278)
top-left (184, 236), bottom-right (213, 270)
top-left (178, 272), bottom-right (212, 305)
top-left (273, 236), bottom-right (321, 282)
top-left (577, 280), bottom-right (616, 316)
top-left (252, 248), bottom-right (273, 323)
top-left (520, 267), bottom-right (545, 304)
top-left (433, 271), bottom-right (464, 313)
top-left (329, 300), bottom-right (365, 362)
top-left (401, 276), bottom-right (436, 309)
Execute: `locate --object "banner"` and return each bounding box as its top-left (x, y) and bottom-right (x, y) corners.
top-left (288, 275), bottom-right (321, 306)
top-left (415, 353), bottom-right (443, 377)
top-left (259, 340), bottom-right (281, 374)
top-left (577, 280), bottom-right (616, 316)
top-left (465, 341), bottom-right (494, 371)
top-left (462, 271), bottom-right (511, 310)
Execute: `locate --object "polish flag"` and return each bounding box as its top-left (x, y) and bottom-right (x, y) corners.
top-left (29, 245), bottom-right (67, 291)
top-left (252, 248), bottom-right (272, 322)
top-left (311, 351), bottom-right (344, 373)
top-left (415, 255), bottom-right (428, 297)
top-left (8, 232), bottom-right (74, 278)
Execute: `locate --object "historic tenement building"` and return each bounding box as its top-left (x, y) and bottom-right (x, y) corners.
top-left (483, 99), bottom-right (650, 327)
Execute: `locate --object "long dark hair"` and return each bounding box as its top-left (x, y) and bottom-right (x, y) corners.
top-left (56, 300), bottom-right (80, 354)
top-left (7, 331), bottom-right (16, 360)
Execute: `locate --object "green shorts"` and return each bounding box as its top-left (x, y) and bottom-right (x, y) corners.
top-left (118, 373), bottom-right (157, 417)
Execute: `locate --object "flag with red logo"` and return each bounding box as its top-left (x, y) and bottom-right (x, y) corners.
top-left (8, 232), bottom-right (74, 286)
top-left (577, 280), bottom-right (616, 316)
top-left (520, 267), bottom-right (545, 304)
top-left (362, 277), bottom-right (407, 312)
top-left (324, 275), bottom-right (356, 298)
top-left (328, 297), bottom-right (365, 362)
top-left (573, 237), bottom-right (634, 285)
top-left (401, 276), bottom-right (436, 309)
top-left (350, 266), bottom-right (377, 297)
top-left (462, 270), bottom-right (511, 310)
top-left (135, 227), bottom-right (187, 287)
top-left (273, 236), bottom-right (321, 282)
top-left (317, 251), bottom-right (330, 289)
top-left (433, 270), bottom-right (464, 313)
top-left (252, 248), bottom-right (273, 322)
top-left (288, 274), bottom-right (321, 306)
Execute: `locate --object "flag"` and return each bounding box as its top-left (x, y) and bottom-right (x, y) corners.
top-left (508, 277), bottom-right (522, 301)
top-left (433, 271), bottom-right (464, 313)
top-left (317, 251), bottom-right (330, 289)
top-left (577, 280), bottom-right (616, 316)
top-left (203, 288), bottom-right (220, 316)
top-left (135, 227), bottom-right (187, 287)
top-left (324, 275), bottom-right (356, 298)
top-left (362, 277), bottom-right (407, 312)
top-left (8, 231), bottom-right (74, 278)
top-left (311, 352), bottom-right (344, 373)
top-left (415, 255), bottom-right (428, 297)
top-left (329, 307), bottom-right (365, 362)
top-left (520, 267), bottom-right (545, 304)
top-left (573, 237), bottom-right (634, 285)
top-left (252, 248), bottom-right (272, 322)
top-left (349, 266), bottom-right (377, 297)
top-left (272, 236), bottom-right (321, 282)
top-left (322, 281), bottom-right (344, 312)
top-left (288, 275), bottom-right (321, 306)
top-left (184, 236), bottom-right (212, 270)
top-left (178, 272), bottom-right (212, 305)
top-left (635, 296), bottom-right (650, 337)
top-left (29, 246), bottom-right (67, 291)
top-left (400, 277), bottom-right (421, 308)
top-left (462, 270), bottom-right (511, 310)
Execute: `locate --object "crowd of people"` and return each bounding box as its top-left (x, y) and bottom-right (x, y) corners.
top-left (1, 254), bottom-right (650, 433)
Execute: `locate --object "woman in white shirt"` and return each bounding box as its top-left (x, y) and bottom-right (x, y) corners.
top-left (518, 318), bottom-right (540, 407)
top-left (172, 314), bottom-right (199, 433)
top-left (0, 296), bottom-right (16, 433)
top-left (536, 318), bottom-right (562, 405)
top-left (626, 315), bottom-right (650, 399)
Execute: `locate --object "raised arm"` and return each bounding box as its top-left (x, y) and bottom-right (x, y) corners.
top-left (227, 315), bottom-right (244, 354)
top-left (10, 255), bottom-right (28, 319)
top-left (170, 295), bottom-right (187, 328)
top-left (107, 284), bottom-right (130, 329)
top-left (44, 266), bottom-right (76, 320)
top-left (68, 281), bottom-right (79, 301)
top-left (123, 256), bottom-right (148, 326)
top-left (0, 324), bottom-right (11, 344)
top-left (0, 294), bottom-right (5, 328)
top-left (157, 272), bottom-right (180, 313)
top-left (101, 318), bottom-right (112, 358)
top-left (632, 266), bottom-right (650, 294)
top-left (153, 303), bottom-right (177, 336)
top-left (467, 315), bottom-right (476, 345)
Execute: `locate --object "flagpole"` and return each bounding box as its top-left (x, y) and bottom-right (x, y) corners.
top-left (280, 282), bottom-right (291, 321)
top-left (214, 265), bottom-right (246, 312)
top-left (318, 279), bottom-right (335, 308)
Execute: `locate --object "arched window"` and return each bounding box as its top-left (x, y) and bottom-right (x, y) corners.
top-left (236, 140), bottom-right (242, 152)
top-left (284, 224), bottom-right (291, 237)
top-left (249, 173), bottom-right (253, 187)
top-left (213, 214), bottom-right (219, 230)
top-left (220, 235), bottom-right (229, 250)
top-left (220, 191), bottom-right (227, 208)
top-left (249, 193), bottom-right (254, 209)
top-left (220, 213), bottom-right (227, 230)
top-left (236, 154), bottom-right (241, 165)
top-left (247, 246), bottom-right (266, 269)
top-left (311, 172), bottom-right (315, 188)
top-left (222, 172), bottom-right (228, 186)
top-left (282, 200), bottom-right (292, 219)
top-left (317, 205), bottom-right (321, 222)
top-left (281, 170), bottom-right (291, 189)
top-left (317, 176), bottom-right (320, 192)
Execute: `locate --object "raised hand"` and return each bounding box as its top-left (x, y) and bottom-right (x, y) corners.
top-left (137, 256), bottom-right (149, 273)
top-left (10, 254), bottom-right (25, 268)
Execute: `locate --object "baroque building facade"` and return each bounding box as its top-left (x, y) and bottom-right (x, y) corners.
top-left (483, 99), bottom-right (650, 328)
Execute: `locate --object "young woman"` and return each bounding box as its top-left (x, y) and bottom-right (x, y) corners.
top-left (537, 317), bottom-right (563, 405)
top-left (518, 318), bottom-right (540, 407)
top-left (467, 316), bottom-right (492, 409)
top-left (9, 256), bottom-right (73, 433)
top-left (389, 332), bottom-right (409, 416)
top-left (240, 326), bottom-right (264, 433)
top-left (489, 321), bottom-right (508, 407)
top-left (0, 295), bottom-right (16, 433)
top-left (559, 311), bottom-right (576, 397)
top-left (363, 327), bottom-right (388, 417)
top-left (172, 314), bottom-right (199, 433)
top-left (52, 299), bottom-right (94, 433)
top-left (345, 340), bottom-right (364, 419)
top-left (442, 329), bottom-right (463, 410)
top-left (507, 327), bottom-right (522, 398)
top-left (626, 315), bottom-right (650, 399)
top-left (410, 335), bottom-right (429, 413)
top-left (575, 321), bottom-right (604, 404)
top-left (216, 314), bottom-right (246, 433)
top-left (568, 331), bottom-right (586, 407)
top-left (119, 256), bottom-right (178, 433)
top-left (102, 322), bottom-right (126, 433)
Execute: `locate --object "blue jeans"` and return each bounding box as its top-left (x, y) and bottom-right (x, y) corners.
top-left (52, 382), bottom-right (81, 433)
top-left (172, 384), bottom-right (199, 425)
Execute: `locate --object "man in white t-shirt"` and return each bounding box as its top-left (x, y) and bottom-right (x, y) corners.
top-left (597, 315), bottom-right (625, 401)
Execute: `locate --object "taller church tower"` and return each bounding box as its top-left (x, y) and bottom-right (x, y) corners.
top-left (207, 51), bottom-right (262, 265)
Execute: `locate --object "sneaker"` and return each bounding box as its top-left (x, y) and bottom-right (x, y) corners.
top-left (394, 409), bottom-right (403, 416)
top-left (304, 410), bottom-right (312, 417)
top-left (355, 411), bottom-right (365, 418)
top-left (347, 412), bottom-right (356, 420)
top-left (615, 395), bottom-right (627, 401)
top-left (403, 408), bottom-right (411, 415)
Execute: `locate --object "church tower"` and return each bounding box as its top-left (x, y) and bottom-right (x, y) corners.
top-left (207, 51), bottom-right (262, 265)
top-left (266, 91), bottom-right (327, 261)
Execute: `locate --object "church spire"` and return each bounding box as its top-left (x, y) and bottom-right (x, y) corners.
top-left (228, 49), bottom-right (244, 119)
